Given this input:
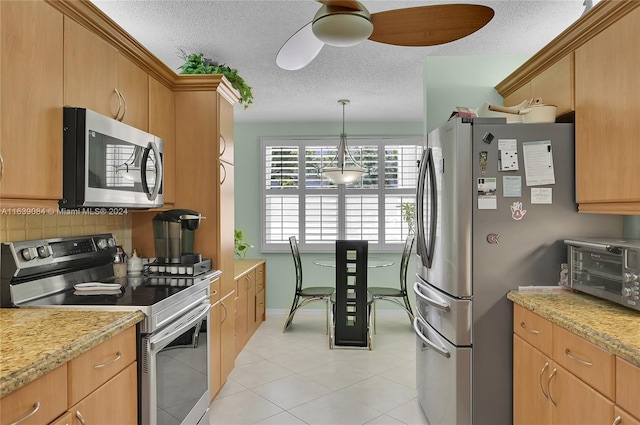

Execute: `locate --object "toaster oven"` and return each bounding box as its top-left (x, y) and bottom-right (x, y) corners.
top-left (565, 238), bottom-right (640, 311)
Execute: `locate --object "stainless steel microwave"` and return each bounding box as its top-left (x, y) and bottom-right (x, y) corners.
top-left (60, 107), bottom-right (164, 209)
top-left (565, 238), bottom-right (640, 311)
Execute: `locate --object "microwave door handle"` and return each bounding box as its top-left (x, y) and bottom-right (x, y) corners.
top-left (140, 142), bottom-right (163, 201)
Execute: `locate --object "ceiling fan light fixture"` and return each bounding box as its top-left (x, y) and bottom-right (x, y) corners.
top-left (312, 6), bottom-right (373, 47)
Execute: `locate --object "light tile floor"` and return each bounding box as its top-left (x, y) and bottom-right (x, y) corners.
top-left (208, 311), bottom-right (429, 425)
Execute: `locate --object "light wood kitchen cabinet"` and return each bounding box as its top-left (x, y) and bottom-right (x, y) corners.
top-left (67, 326), bottom-right (136, 406)
top-left (615, 407), bottom-right (640, 425)
top-left (0, 364), bottom-right (67, 425)
top-left (617, 357), bottom-right (640, 420)
top-left (234, 260), bottom-right (266, 354)
top-left (513, 335), bottom-right (552, 425)
top-left (66, 362), bottom-right (137, 425)
top-left (209, 278), bottom-right (222, 398)
top-left (503, 54), bottom-right (574, 117)
top-left (220, 291), bottom-right (236, 391)
top-left (0, 326), bottom-right (137, 425)
top-left (512, 303), bottom-right (637, 425)
top-left (0, 0), bottom-right (63, 207)
top-left (149, 76), bottom-right (176, 205)
top-left (574, 6), bottom-right (640, 213)
top-left (64, 18), bottom-right (148, 131)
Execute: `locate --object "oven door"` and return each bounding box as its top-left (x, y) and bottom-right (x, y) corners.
top-left (140, 300), bottom-right (210, 425)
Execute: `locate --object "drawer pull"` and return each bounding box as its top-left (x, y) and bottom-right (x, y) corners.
top-left (538, 362), bottom-right (549, 400)
top-left (564, 348), bottom-right (593, 366)
top-left (613, 416), bottom-right (622, 425)
top-left (94, 351), bottom-right (122, 369)
top-left (547, 368), bottom-right (558, 407)
top-left (9, 401), bottom-right (40, 425)
top-left (76, 410), bottom-right (87, 425)
top-left (520, 322), bottom-right (540, 334)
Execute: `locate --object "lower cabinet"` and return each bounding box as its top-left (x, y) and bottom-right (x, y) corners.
top-left (234, 260), bottom-right (266, 355)
top-left (0, 326), bottom-right (137, 425)
top-left (513, 304), bottom-right (639, 425)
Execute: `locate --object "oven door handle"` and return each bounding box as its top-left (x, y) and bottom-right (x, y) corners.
top-left (148, 300), bottom-right (211, 352)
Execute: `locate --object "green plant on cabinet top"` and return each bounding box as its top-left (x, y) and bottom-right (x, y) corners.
top-left (178, 52), bottom-right (253, 109)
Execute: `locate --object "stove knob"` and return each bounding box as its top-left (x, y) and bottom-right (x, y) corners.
top-left (623, 273), bottom-right (638, 283)
top-left (37, 245), bottom-right (52, 258)
top-left (21, 247), bottom-right (38, 261)
top-left (96, 238), bottom-right (108, 250)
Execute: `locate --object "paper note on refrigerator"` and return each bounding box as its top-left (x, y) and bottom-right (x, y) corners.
top-left (522, 140), bottom-right (555, 186)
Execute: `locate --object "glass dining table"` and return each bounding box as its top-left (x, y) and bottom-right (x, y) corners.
top-left (313, 257), bottom-right (395, 268)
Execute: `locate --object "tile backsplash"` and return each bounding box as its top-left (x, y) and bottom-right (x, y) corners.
top-left (0, 212), bottom-right (132, 254)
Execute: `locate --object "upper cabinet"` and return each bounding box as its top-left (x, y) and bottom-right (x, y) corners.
top-left (64, 18), bottom-right (149, 131)
top-left (497, 1), bottom-right (640, 215)
top-left (503, 54), bottom-right (574, 116)
top-left (574, 6), bottom-right (640, 213)
top-left (0, 1), bottom-right (63, 206)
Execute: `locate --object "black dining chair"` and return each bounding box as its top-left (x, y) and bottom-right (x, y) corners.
top-left (329, 240), bottom-right (373, 349)
top-left (368, 234), bottom-right (414, 333)
top-left (283, 236), bottom-right (334, 333)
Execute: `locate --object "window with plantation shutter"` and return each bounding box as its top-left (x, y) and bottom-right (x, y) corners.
top-left (262, 137), bottom-right (421, 253)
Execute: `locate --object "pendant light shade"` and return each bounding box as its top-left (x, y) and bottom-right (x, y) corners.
top-left (322, 99), bottom-right (366, 184)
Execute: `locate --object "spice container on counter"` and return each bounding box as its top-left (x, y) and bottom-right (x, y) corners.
top-left (113, 246), bottom-right (127, 278)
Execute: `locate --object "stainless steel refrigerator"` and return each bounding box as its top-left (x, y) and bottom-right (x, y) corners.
top-left (412, 117), bottom-right (623, 425)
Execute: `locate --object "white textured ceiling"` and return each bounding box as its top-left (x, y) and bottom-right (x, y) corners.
top-left (91, 0), bottom-right (587, 123)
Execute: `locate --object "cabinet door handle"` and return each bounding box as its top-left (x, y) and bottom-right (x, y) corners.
top-left (94, 351), bottom-right (122, 369)
top-left (220, 135), bottom-right (227, 157)
top-left (220, 162), bottom-right (227, 185)
top-left (0, 152), bottom-right (4, 182)
top-left (613, 416), bottom-right (622, 425)
top-left (520, 322), bottom-right (540, 334)
top-left (547, 368), bottom-right (558, 407)
top-left (565, 348), bottom-right (592, 366)
top-left (76, 410), bottom-right (87, 425)
top-left (8, 401), bottom-right (40, 425)
top-left (114, 88), bottom-right (123, 121)
top-left (221, 301), bottom-right (228, 324)
top-left (538, 362), bottom-right (549, 400)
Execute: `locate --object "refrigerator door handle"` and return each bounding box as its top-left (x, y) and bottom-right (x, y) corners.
top-left (416, 148), bottom-right (438, 268)
top-left (413, 281), bottom-right (450, 312)
top-left (414, 316), bottom-right (451, 358)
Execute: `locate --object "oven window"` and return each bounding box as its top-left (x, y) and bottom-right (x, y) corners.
top-left (156, 322), bottom-right (208, 424)
top-left (574, 251), bottom-right (623, 295)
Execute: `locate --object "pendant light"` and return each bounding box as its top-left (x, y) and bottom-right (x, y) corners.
top-left (322, 99), bottom-right (367, 184)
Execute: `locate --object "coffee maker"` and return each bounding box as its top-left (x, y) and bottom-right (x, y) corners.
top-left (151, 209), bottom-right (211, 275)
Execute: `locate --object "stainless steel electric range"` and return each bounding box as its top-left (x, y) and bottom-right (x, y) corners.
top-left (1, 233), bottom-right (221, 425)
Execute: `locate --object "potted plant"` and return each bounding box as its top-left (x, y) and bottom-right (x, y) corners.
top-left (234, 229), bottom-right (254, 259)
top-left (400, 202), bottom-right (416, 235)
top-left (178, 51), bottom-right (254, 109)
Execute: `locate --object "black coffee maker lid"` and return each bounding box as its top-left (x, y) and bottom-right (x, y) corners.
top-left (153, 209), bottom-right (201, 230)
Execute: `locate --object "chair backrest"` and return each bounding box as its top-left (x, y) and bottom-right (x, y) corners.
top-left (334, 239), bottom-right (369, 347)
top-left (289, 236), bottom-right (303, 293)
top-left (399, 234), bottom-right (415, 292)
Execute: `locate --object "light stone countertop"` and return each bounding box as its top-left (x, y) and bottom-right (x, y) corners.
top-left (0, 309), bottom-right (144, 397)
top-left (507, 290), bottom-right (640, 367)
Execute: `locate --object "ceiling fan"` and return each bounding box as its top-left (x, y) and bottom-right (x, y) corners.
top-left (276, 0), bottom-right (495, 71)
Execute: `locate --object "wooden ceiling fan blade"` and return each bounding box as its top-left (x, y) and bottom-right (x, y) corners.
top-left (276, 22), bottom-right (325, 70)
top-left (369, 4), bottom-right (494, 47)
top-left (315, 0), bottom-right (363, 11)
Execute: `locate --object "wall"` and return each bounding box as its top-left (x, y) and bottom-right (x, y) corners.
top-left (234, 121), bottom-right (422, 311)
top-left (423, 55), bottom-right (529, 133)
top-left (0, 213), bottom-right (132, 254)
